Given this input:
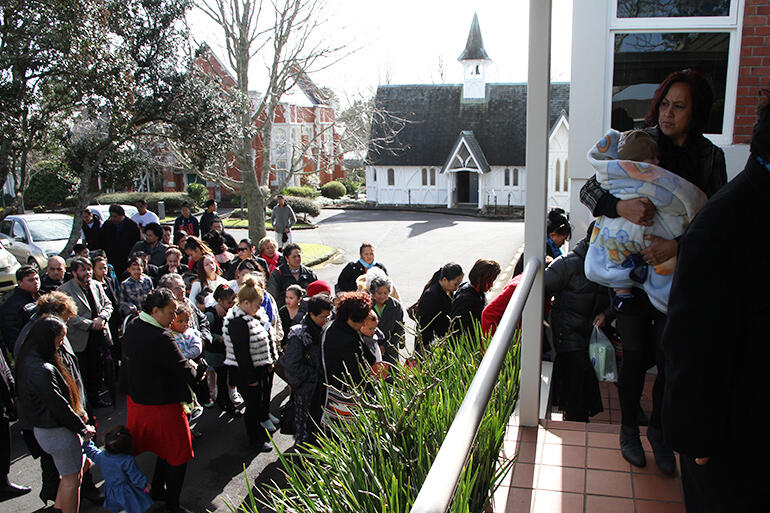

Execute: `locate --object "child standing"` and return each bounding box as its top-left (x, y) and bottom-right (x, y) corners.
top-left (82, 425), bottom-right (153, 513)
top-left (168, 303), bottom-right (208, 417)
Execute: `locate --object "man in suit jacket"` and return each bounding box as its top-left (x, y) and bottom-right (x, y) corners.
top-left (59, 257), bottom-right (114, 408)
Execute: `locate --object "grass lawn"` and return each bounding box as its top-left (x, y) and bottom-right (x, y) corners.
top-left (298, 242), bottom-right (336, 266)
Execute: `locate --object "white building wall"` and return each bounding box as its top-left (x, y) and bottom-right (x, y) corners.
top-left (548, 119), bottom-right (570, 212)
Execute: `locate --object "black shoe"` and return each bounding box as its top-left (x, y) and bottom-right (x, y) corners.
top-left (0, 482), bottom-right (31, 499)
top-left (620, 425), bottom-right (646, 468)
top-left (637, 406), bottom-right (649, 426)
top-left (39, 487), bottom-right (57, 504)
top-left (647, 426), bottom-right (676, 475)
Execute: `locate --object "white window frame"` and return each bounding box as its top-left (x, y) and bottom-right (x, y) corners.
top-left (606, 0), bottom-right (744, 147)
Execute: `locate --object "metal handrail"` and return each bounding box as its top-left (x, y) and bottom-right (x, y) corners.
top-left (409, 257), bottom-right (541, 513)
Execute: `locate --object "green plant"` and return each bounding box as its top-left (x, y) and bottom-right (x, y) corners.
top-left (320, 180), bottom-right (346, 199)
top-left (25, 160), bottom-right (80, 209)
top-left (186, 182), bottom-right (209, 206)
top-left (237, 326), bottom-right (520, 513)
top-left (340, 179), bottom-right (360, 196)
top-left (267, 195), bottom-right (320, 218)
top-left (93, 192), bottom-right (195, 214)
top-left (281, 185), bottom-right (317, 198)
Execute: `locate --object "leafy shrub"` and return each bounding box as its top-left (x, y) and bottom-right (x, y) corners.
top-left (25, 161), bottom-right (80, 209)
top-left (186, 182), bottom-right (209, 206)
top-left (245, 327), bottom-right (521, 512)
top-left (281, 185), bottom-right (317, 198)
top-left (267, 195), bottom-right (320, 217)
top-left (94, 192), bottom-right (195, 214)
top-left (340, 179), bottom-right (360, 196)
top-left (320, 180), bottom-right (346, 199)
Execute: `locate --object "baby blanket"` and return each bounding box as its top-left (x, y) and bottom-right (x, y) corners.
top-left (584, 130), bottom-right (707, 313)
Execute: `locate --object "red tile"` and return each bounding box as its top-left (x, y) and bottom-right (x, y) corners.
top-left (633, 474), bottom-right (684, 502)
top-left (541, 428), bottom-right (587, 446)
top-left (516, 442), bottom-right (539, 463)
top-left (511, 463), bottom-right (537, 488)
top-left (587, 447), bottom-right (631, 472)
top-left (585, 495), bottom-right (635, 513)
top-left (504, 486), bottom-right (533, 513)
top-left (587, 431), bottom-right (619, 449)
top-left (641, 437), bottom-right (653, 453)
top-left (507, 425), bottom-right (540, 442)
top-left (531, 489), bottom-right (583, 513)
top-left (585, 469), bottom-right (634, 498)
top-left (593, 410), bottom-right (611, 422)
top-left (540, 444), bottom-right (586, 468)
top-left (550, 420), bottom-right (587, 431)
top-left (635, 499), bottom-right (687, 513)
top-left (587, 423), bottom-right (620, 433)
top-left (535, 464), bottom-right (585, 493)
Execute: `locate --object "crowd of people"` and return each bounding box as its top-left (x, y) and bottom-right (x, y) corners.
top-left (0, 68), bottom-right (765, 513)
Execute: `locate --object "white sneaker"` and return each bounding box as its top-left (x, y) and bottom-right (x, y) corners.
top-left (229, 388), bottom-right (244, 406)
top-left (190, 405), bottom-right (204, 422)
top-left (260, 419), bottom-right (278, 433)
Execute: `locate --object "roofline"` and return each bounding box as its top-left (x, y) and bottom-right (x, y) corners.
top-left (377, 81), bottom-right (571, 88)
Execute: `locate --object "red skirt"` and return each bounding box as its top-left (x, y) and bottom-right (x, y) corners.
top-left (126, 396), bottom-right (193, 466)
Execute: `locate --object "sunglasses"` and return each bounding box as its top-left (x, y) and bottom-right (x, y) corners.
top-left (237, 247), bottom-right (249, 252)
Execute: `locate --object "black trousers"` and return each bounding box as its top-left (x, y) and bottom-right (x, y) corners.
top-left (0, 418), bottom-right (9, 478)
top-left (293, 384), bottom-right (323, 445)
top-left (614, 292), bottom-right (666, 429)
top-left (151, 457), bottom-right (187, 511)
top-left (76, 339), bottom-right (103, 404)
top-left (680, 453), bottom-right (762, 513)
top-left (234, 366), bottom-right (269, 445)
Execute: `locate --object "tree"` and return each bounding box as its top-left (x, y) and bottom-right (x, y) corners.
top-left (57, 0), bottom-right (238, 255)
top-left (0, 0), bottom-right (97, 219)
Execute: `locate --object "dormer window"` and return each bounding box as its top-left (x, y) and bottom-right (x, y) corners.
top-left (474, 65), bottom-right (480, 75)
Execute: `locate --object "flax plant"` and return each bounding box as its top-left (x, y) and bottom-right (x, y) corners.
top-left (234, 324), bottom-right (521, 513)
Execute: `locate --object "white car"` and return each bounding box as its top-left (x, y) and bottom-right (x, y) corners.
top-left (0, 213), bottom-right (77, 271)
top-left (87, 204), bottom-right (139, 223)
top-left (0, 243), bottom-right (21, 294)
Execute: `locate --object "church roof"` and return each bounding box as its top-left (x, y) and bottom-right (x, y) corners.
top-left (366, 83), bottom-right (570, 167)
top-left (458, 13), bottom-right (490, 61)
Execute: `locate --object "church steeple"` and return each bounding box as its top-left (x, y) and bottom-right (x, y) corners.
top-left (458, 13), bottom-right (491, 101)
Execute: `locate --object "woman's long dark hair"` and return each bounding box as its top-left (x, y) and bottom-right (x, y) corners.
top-left (547, 208), bottom-right (571, 239)
top-left (423, 263), bottom-right (464, 292)
top-left (17, 316), bottom-right (83, 415)
top-left (644, 69), bottom-right (715, 136)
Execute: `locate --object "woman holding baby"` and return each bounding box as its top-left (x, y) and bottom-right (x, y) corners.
top-left (580, 69), bottom-right (727, 474)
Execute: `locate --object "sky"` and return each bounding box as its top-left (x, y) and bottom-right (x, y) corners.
top-left (187, 0), bottom-right (574, 104)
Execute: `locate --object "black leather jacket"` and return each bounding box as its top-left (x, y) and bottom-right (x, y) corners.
top-left (544, 239), bottom-right (612, 353)
top-left (16, 349), bottom-right (87, 435)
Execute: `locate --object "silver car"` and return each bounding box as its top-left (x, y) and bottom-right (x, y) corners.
top-left (0, 242), bottom-right (21, 294)
top-left (0, 213), bottom-right (77, 271)
top-left (88, 204), bottom-right (139, 223)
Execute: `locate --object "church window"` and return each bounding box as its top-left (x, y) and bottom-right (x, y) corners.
top-left (504, 168), bottom-right (510, 186)
top-left (422, 168), bottom-right (427, 186)
top-left (372, 168), bottom-right (376, 182)
top-left (555, 159), bottom-right (561, 192)
top-left (387, 168), bottom-right (395, 186)
top-left (564, 160), bottom-right (569, 191)
top-left (513, 168), bottom-right (519, 187)
top-left (430, 168), bottom-right (436, 186)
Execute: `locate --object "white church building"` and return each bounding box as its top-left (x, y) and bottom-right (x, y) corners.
top-left (365, 14), bottom-right (572, 212)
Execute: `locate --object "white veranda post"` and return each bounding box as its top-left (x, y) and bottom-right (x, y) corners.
top-left (520, 0), bottom-right (552, 426)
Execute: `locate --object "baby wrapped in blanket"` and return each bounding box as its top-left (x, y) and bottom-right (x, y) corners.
top-left (584, 129), bottom-right (707, 313)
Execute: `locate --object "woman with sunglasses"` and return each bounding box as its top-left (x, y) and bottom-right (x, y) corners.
top-left (224, 238), bottom-right (269, 280)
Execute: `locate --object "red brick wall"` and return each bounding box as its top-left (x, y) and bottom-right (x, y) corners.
top-left (734, 1), bottom-right (770, 143)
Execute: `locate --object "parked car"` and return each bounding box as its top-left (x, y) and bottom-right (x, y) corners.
top-left (0, 242), bottom-right (21, 294)
top-left (88, 204), bottom-right (139, 223)
top-left (0, 214), bottom-right (77, 271)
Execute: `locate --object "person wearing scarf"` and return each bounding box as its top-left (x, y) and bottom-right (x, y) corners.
top-left (335, 242), bottom-right (389, 294)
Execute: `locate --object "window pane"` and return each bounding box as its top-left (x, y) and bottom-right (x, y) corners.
top-left (617, 0), bottom-right (730, 18)
top-left (422, 168), bottom-right (427, 186)
top-left (612, 32), bottom-right (728, 134)
top-left (430, 168), bottom-right (436, 186)
top-left (504, 168), bottom-right (510, 186)
top-left (513, 168), bottom-right (519, 186)
top-left (387, 168), bottom-right (394, 186)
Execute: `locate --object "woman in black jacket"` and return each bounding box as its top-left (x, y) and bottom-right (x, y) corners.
top-left (283, 294), bottom-right (333, 447)
top-left (451, 259), bottom-right (501, 336)
top-left (16, 316), bottom-right (95, 513)
top-left (335, 242), bottom-right (389, 293)
top-left (416, 263), bottom-right (464, 354)
top-left (122, 287), bottom-right (203, 513)
top-left (222, 275), bottom-right (278, 452)
top-left (544, 227), bottom-right (611, 422)
top-left (368, 274), bottom-right (404, 365)
top-left (580, 69), bottom-right (727, 474)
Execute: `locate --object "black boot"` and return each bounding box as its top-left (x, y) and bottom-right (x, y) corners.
top-left (647, 426), bottom-right (676, 475)
top-left (620, 425), bottom-right (646, 467)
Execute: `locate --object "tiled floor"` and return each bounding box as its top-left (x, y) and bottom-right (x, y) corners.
top-left (496, 373), bottom-right (684, 513)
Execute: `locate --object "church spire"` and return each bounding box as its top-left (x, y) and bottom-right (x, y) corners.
top-left (458, 13), bottom-right (491, 62)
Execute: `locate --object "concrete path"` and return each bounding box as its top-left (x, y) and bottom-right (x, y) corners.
top-left (6, 209), bottom-right (524, 513)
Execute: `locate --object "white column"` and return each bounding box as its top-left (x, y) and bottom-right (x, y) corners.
top-left (520, 0), bottom-right (552, 427)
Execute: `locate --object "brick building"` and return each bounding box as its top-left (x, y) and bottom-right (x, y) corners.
top-left (161, 44), bottom-right (344, 199)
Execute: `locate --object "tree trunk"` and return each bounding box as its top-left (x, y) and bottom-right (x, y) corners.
top-left (61, 156), bottom-right (96, 257)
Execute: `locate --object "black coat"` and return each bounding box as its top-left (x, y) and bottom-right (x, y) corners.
top-left (173, 215), bottom-right (199, 237)
top-left (82, 218), bottom-right (101, 250)
top-left (278, 304), bottom-right (306, 347)
top-left (199, 211), bottom-right (218, 236)
top-left (450, 282), bottom-right (486, 333)
top-left (322, 318), bottom-right (374, 393)
top-left (0, 350), bottom-right (14, 420)
top-left (335, 261), bottom-right (388, 293)
top-left (40, 275), bottom-right (63, 294)
top-left (267, 263), bottom-right (318, 308)
top-left (416, 282), bottom-right (452, 348)
top-left (282, 316), bottom-right (323, 393)
top-left (121, 316), bottom-right (198, 405)
top-left (373, 296), bottom-right (404, 359)
top-left (662, 156), bottom-right (769, 461)
top-left (544, 239), bottom-right (611, 353)
top-left (0, 287), bottom-right (38, 352)
top-left (15, 348), bottom-right (87, 435)
top-left (100, 217), bottom-right (141, 276)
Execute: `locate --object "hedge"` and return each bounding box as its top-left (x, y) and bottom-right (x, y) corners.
top-left (93, 192), bottom-right (196, 214)
top-left (267, 195), bottom-right (320, 217)
top-left (281, 185), bottom-right (317, 198)
top-left (320, 180), bottom-right (346, 199)
top-left (186, 183), bottom-right (209, 206)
